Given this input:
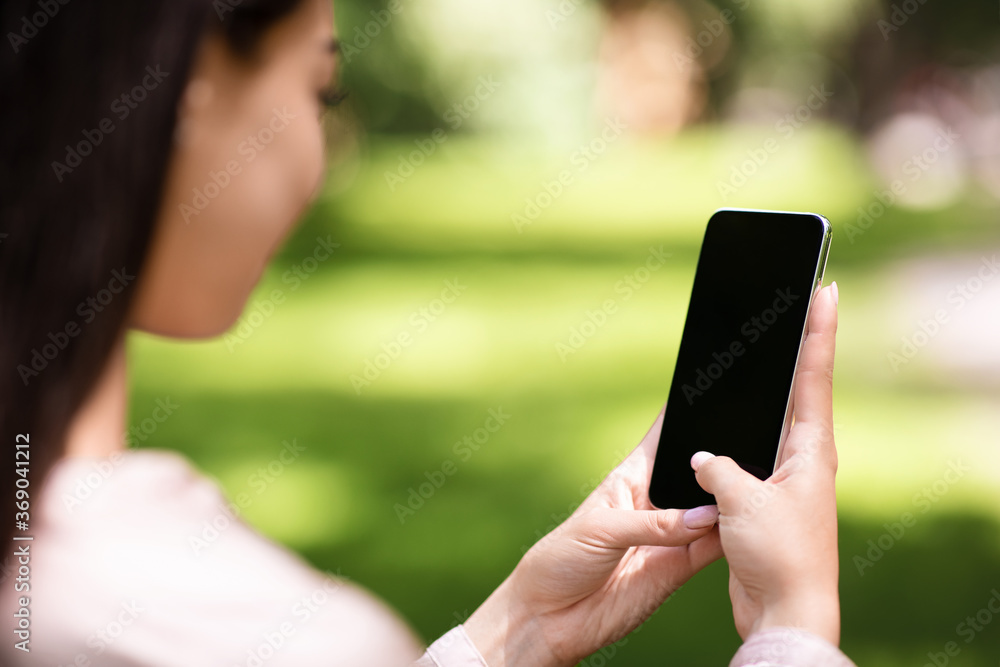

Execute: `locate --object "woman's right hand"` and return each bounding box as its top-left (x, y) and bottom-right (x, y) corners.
top-left (692, 282), bottom-right (841, 646)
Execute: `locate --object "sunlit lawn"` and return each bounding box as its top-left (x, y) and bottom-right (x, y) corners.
top-left (130, 126), bottom-right (1000, 665)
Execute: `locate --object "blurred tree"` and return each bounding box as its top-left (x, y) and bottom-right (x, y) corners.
top-left (334, 0), bottom-right (443, 133)
top-left (847, 0), bottom-right (1000, 132)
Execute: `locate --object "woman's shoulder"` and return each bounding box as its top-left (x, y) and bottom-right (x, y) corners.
top-left (46, 448), bottom-right (207, 511)
top-left (0, 449), bottom-right (422, 666)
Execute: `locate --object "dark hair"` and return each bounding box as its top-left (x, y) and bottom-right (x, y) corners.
top-left (0, 0), bottom-right (306, 550)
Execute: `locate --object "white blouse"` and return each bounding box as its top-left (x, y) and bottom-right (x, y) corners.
top-left (0, 450), bottom-right (423, 666)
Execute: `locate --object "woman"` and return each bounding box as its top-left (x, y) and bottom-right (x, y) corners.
top-left (0, 0), bottom-right (854, 664)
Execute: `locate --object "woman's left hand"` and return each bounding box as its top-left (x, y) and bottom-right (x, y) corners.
top-left (465, 408), bottom-right (723, 666)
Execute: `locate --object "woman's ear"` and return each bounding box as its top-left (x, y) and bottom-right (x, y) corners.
top-left (173, 78), bottom-right (215, 147)
top-left (172, 32), bottom-right (254, 148)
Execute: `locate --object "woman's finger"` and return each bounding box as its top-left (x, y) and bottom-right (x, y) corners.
top-left (575, 507), bottom-right (715, 549)
top-left (790, 283), bottom-right (838, 430)
top-left (634, 404), bottom-right (665, 463)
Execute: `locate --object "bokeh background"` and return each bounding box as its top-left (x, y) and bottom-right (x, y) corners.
top-left (130, 0), bottom-right (1000, 664)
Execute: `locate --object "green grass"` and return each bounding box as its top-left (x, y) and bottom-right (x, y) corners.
top-left (130, 127), bottom-right (1000, 665)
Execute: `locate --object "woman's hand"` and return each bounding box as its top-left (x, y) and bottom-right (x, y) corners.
top-left (693, 283), bottom-right (841, 646)
top-left (465, 409), bottom-right (724, 666)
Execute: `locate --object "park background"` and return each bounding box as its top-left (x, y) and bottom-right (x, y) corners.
top-left (132, 0), bottom-right (1000, 664)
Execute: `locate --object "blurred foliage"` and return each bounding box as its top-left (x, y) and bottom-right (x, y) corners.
top-left (333, 1), bottom-right (442, 133)
top-left (333, 0), bottom-right (1000, 139)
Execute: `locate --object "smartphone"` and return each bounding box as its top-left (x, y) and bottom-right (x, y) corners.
top-left (648, 208), bottom-right (832, 510)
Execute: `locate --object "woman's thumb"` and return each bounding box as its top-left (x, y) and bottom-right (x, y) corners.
top-left (692, 451), bottom-right (759, 509)
top-left (576, 507), bottom-right (716, 549)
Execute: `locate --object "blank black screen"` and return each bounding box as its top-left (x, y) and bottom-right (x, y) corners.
top-left (649, 210), bottom-right (829, 509)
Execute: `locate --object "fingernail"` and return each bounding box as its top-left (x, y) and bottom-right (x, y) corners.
top-left (831, 281), bottom-right (839, 306)
top-left (691, 451), bottom-right (715, 471)
top-left (683, 505), bottom-right (719, 529)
